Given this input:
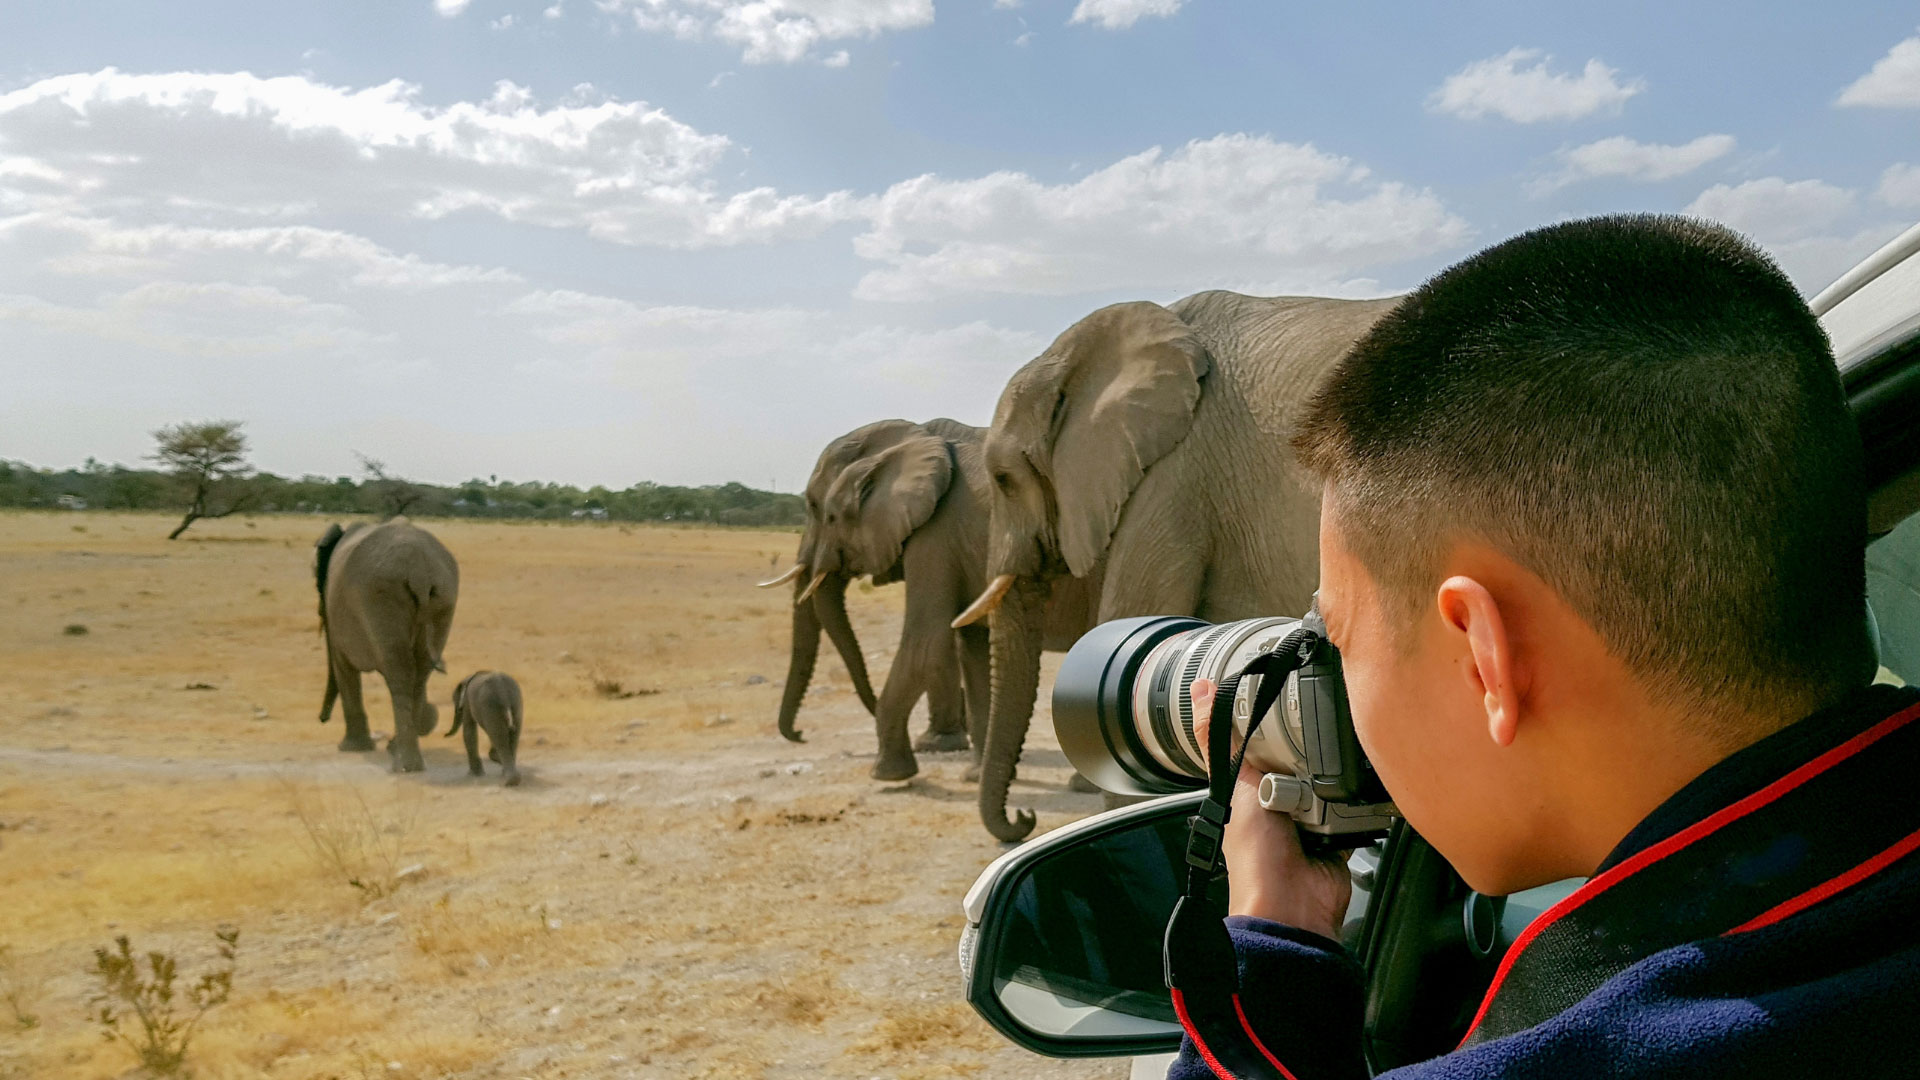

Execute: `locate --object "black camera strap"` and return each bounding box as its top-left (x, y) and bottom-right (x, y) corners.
top-left (1165, 628), bottom-right (1318, 1080)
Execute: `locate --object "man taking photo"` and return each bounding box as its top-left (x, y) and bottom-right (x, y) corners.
top-left (1175, 214), bottom-right (1920, 1078)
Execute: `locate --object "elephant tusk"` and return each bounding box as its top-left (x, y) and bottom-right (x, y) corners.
top-left (952, 574), bottom-right (1015, 628)
top-left (795, 570), bottom-right (829, 607)
top-left (758, 564), bottom-right (805, 588)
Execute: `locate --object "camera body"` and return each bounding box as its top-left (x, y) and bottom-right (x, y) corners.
top-left (1053, 613), bottom-right (1396, 841)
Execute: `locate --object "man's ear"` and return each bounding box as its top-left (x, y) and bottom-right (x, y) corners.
top-left (1437, 576), bottom-right (1522, 747)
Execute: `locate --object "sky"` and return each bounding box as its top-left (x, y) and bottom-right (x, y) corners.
top-left (2, 1), bottom-right (1917, 490)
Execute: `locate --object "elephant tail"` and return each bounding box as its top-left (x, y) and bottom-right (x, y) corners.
top-left (407, 575), bottom-right (448, 674)
top-left (313, 523), bottom-right (345, 631)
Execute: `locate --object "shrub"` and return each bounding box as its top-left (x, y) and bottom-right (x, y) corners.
top-left (88, 926), bottom-right (238, 1076)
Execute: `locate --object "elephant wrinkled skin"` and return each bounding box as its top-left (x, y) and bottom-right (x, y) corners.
top-left (957, 292), bottom-right (1399, 841)
top-left (315, 517), bottom-right (459, 773)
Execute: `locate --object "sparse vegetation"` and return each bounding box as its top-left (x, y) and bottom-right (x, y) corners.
top-left (283, 780), bottom-right (422, 900)
top-left (88, 926), bottom-right (238, 1076)
top-left (0, 456), bottom-right (806, 525)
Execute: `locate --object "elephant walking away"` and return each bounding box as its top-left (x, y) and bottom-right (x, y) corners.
top-left (449, 671), bottom-right (522, 786)
top-left (954, 293), bottom-right (1399, 841)
top-left (765, 419), bottom-right (1097, 782)
top-left (315, 517), bottom-right (459, 773)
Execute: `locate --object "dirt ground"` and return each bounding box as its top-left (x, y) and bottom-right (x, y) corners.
top-left (0, 511), bottom-right (1128, 1080)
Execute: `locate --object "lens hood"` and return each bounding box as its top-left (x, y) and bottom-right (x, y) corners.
top-left (1053, 615), bottom-right (1207, 796)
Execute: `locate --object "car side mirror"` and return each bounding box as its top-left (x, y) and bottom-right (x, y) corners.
top-left (959, 792), bottom-right (1212, 1058)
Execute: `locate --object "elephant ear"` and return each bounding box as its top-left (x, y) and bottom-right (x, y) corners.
top-left (825, 433), bottom-right (955, 574)
top-left (999, 301), bottom-right (1208, 578)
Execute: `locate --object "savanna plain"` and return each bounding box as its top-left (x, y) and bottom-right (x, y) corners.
top-left (0, 511), bottom-right (1120, 1080)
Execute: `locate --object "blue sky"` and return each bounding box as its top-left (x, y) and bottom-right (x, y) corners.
top-left (2, 1), bottom-right (1916, 489)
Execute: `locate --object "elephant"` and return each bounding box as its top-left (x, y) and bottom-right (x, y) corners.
top-left (953, 292), bottom-right (1400, 841)
top-left (765, 418), bottom-right (1097, 782)
top-left (315, 517), bottom-right (459, 773)
top-left (448, 670), bottom-right (523, 786)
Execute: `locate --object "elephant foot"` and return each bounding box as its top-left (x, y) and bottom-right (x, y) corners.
top-left (469, 765), bottom-right (485, 777)
top-left (1068, 772), bottom-right (1100, 794)
top-left (914, 730), bottom-right (972, 754)
top-left (503, 772), bottom-right (522, 788)
top-left (389, 741), bottom-right (425, 773)
top-left (488, 747), bottom-right (500, 764)
top-left (870, 754), bottom-right (919, 783)
top-left (338, 734), bottom-right (377, 752)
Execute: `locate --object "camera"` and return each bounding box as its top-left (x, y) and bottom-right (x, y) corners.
top-left (1052, 609), bottom-right (1396, 841)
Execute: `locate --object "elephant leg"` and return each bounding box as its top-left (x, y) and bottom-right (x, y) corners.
top-left (915, 642), bottom-right (970, 754)
top-left (958, 624), bottom-right (991, 780)
top-left (462, 715), bottom-right (484, 777)
top-left (492, 712), bottom-right (521, 787)
top-left (381, 668), bottom-right (427, 774)
top-left (870, 655), bottom-right (926, 782)
top-left (332, 657), bottom-right (375, 752)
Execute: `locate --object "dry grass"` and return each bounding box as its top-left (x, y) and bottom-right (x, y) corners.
top-left (0, 510), bottom-right (1118, 1080)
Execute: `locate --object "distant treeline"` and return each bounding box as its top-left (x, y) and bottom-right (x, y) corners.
top-left (0, 459), bottom-right (805, 527)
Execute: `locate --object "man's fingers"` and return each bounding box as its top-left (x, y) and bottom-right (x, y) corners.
top-left (1192, 678), bottom-right (1217, 767)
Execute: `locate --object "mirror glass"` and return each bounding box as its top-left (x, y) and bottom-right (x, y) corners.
top-left (989, 809), bottom-right (1197, 1038)
top-left (981, 799), bottom-right (1382, 1048)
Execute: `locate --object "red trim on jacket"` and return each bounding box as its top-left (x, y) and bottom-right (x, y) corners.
top-left (1457, 700), bottom-right (1920, 1047)
top-left (1725, 824), bottom-right (1920, 936)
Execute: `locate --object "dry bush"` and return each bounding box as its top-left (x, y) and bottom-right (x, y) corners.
top-left (281, 780), bottom-right (421, 900)
top-left (88, 926), bottom-right (238, 1076)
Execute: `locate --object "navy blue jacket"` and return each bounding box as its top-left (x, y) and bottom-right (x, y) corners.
top-left (1170, 684), bottom-right (1920, 1079)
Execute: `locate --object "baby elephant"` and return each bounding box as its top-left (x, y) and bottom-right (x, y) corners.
top-left (448, 671), bottom-right (523, 786)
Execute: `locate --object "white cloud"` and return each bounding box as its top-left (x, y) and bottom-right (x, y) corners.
top-left (1428, 48), bottom-right (1642, 123)
top-left (434, 0), bottom-right (473, 16)
top-left (593, 0), bottom-right (934, 64)
top-left (1534, 133), bottom-right (1735, 192)
top-left (1068, 0), bottom-right (1184, 31)
top-left (1879, 162), bottom-right (1920, 207)
top-left (8, 214), bottom-right (520, 290)
top-left (1683, 177), bottom-right (1856, 244)
top-left (1680, 177), bottom-right (1902, 293)
top-left (1838, 31), bottom-right (1920, 108)
top-left (0, 69), bottom-right (863, 248)
top-left (851, 133), bottom-right (1469, 301)
top-left (490, 13), bottom-right (518, 29)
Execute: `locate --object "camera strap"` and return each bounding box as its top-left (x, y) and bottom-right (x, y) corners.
top-left (1165, 628), bottom-right (1318, 1080)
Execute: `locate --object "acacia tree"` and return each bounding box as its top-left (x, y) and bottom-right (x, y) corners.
top-left (354, 452), bottom-right (425, 519)
top-left (151, 421), bottom-right (256, 539)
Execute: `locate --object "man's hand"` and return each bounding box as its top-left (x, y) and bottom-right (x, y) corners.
top-left (1192, 677), bottom-right (1354, 944)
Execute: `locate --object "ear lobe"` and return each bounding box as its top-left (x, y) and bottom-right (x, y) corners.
top-left (993, 302), bottom-right (1208, 577)
top-left (825, 434), bottom-right (955, 573)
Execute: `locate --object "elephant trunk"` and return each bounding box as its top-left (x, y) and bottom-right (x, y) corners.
top-left (813, 573), bottom-right (879, 716)
top-left (776, 570), bottom-right (824, 742)
top-left (979, 578), bottom-right (1048, 843)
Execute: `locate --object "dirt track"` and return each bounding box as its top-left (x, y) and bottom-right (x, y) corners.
top-left (0, 511), bottom-right (1127, 1080)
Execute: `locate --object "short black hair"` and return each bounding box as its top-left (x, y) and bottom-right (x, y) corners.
top-left (1294, 214), bottom-right (1873, 731)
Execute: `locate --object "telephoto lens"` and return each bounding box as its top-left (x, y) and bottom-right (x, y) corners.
top-left (1053, 614), bottom-right (1395, 839)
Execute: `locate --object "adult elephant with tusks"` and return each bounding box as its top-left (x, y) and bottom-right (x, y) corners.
top-left (315, 517), bottom-right (459, 773)
top-left (764, 418), bottom-right (1096, 782)
top-left (954, 292), bottom-right (1400, 841)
